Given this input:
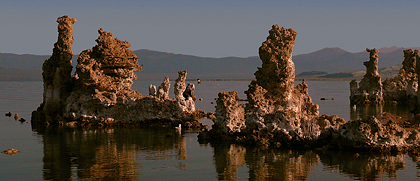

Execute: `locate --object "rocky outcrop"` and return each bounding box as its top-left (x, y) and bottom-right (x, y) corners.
top-left (156, 76), bottom-right (170, 99)
top-left (319, 112), bottom-right (420, 152)
top-left (199, 25), bottom-right (420, 152)
top-left (32, 16), bottom-right (204, 127)
top-left (37, 15), bottom-right (77, 121)
top-left (243, 25), bottom-right (320, 143)
top-left (199, 25), bottom-right (323, 148)
top-left (174, 71), bottom-right (196, 113)
top-left (382, 49), bottom-right (419, 104)
top-left (212, 91), bottom-right (245, 133)
top-left (350, 48), bottom-right (383, 105)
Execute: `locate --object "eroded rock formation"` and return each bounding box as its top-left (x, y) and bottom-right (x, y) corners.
top-left (174, 71), bottom-right (196, 113)
top-left (212, 91), bottom-right (245, 133)
top-left (32, 16), bottom-right (203, 127)
top-left (320, 112), bottom-right (420, 152)
top-left (199, 25), bottom-right (420, 152)
top-left (40, 15), bottom-right (77, 121)
top-left (382, 49), bottom-right (419, 104)
top-left (244, 25), bottom-right (320, 143)
top-left (350, 48), bottom-right (383, 105)
top-left (199, 25), bottom-right (324, 148)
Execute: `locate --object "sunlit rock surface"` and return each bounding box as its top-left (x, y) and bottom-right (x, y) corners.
top-left (32, 16), bottom-right (202, 126)
top-left (199, 25), bottom-right (323, 148)
top-left (320, 113), bottom-right (414, 151)
top-left (350, 48), bottom-right (384, 105)
top-left (382, 49), bottom-right (419, 105)
top-left (199, 25), bottom-right (420, 152)
top-left (212, 91), bottom-right (245, 133)
top-left (245, 25), bottom-right (319, 138)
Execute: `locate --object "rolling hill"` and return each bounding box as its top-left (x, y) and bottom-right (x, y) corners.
top-left (0, 46), bottom-right (418, 81)
top-left (293, 46), bottom-right (420, 74)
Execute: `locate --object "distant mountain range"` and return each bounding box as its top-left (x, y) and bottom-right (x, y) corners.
top-left (0, 46), bottom-right (417, 81)
top-left (293, 46), bottom-right (420, 74)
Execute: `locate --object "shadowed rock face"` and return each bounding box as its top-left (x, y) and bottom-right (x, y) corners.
top-left (244, 25), bottom-right (319, 142)
top-left (350, 48), bottom-right (383, 105)
top-left (41, 15), bottom-right (77, 118)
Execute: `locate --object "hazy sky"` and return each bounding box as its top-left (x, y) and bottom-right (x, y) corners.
top-left (1, 0), bottom-right (420, 57)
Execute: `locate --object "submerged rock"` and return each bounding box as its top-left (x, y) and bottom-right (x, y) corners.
top-left (32, 16), bottom-right (204, 127)
top-left (350, 48), bottom-right (383, 105)
top-left (2, 148), bottom-right (20, 155)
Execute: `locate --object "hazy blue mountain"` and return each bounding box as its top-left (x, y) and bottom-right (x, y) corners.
top-left (134, 49), bottom-right (260, 80)
top-left (0, 66), bottom-right (41, 81)
top-left (293, 47), bottom-right (420, 74)
top-left (0, 46), bottom-right (419, 81)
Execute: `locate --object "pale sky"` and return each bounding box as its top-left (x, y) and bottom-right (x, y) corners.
top-left (1, 0), bottom-right (420, 58)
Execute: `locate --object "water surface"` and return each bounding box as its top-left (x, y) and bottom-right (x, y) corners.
top-left (0, 80), bottom-right (418, 180)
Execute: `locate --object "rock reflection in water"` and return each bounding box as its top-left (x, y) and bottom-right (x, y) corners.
top-left (319, 151), bottom-right (406, 180)
top-left (210, 142), bottom-right (416, 180)
top-left (213, 144), bottom-right (246, 180)
top-left (350, 104), bottom-right (414, 121)
top-left (246, 149), bottom-right (319, 181)
top-left (212, 143), bottom-right (319, 181)
top-left (32, 125), bottom-right (186, 180)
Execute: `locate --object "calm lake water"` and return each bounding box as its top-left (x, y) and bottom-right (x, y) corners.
top-left (0, 80), bottom-right (419, 180)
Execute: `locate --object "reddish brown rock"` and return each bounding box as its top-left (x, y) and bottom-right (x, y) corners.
top-left (212, 91), bottom-right (245, 133)
top-left (199, 25), bottom-right (322, 147)
top-left (382, 49), bottom-right (419, 105)
top-left (36, 15), bottom-right (77, 122)
top-left (320, 112), bottom-right (418, 152)
top-left (244, 25), bottom-right (319, 143)
top-left (32, 16), bottom-right (202, 126)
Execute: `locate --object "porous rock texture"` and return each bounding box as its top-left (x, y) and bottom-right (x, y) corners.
top-left (212, 91), bottom-right (245, 133)
top-left (199, 25), bottom-right (322, 148)
top-left (40, 15), bottom-right (77, 120)
top-left (319, 112), bottom-right (420, 152)
top-left (244, 25), bottom-right (320, 143)
top-left (199, 25), bottom-right (420, 152)
top-left (382, 49), bottom-right (419, 105)
top-left (350, 48), bottom-right (383, 105)
top-left (32, 16), bottom-right (201, 126)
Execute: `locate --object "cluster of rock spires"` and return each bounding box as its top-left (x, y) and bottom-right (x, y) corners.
top-left (31, 16), bottom-right (420, 153)
top-left (350, 48), bottom-right (419, 106)
top-left (198, 24), bottom-right (420, 153)
top-left (32, 15), bottom-right (204, 127)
